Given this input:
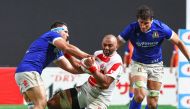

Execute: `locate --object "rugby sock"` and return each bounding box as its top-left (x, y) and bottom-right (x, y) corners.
top-left (145, 105), bottom-right (148, 109)
top-left (27, 102), bottom-right (34, 109)
top-left (129, 98), bottom-right (141, 109)
top-left (129, 92), bottom-right (134, 100)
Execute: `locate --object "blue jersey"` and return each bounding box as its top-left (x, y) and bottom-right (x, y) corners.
top-left (16, 31), bottom-right (64, 74)
top-left (119, 19), bottom-right (173, 64)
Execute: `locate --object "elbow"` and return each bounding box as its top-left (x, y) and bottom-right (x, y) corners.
top-left (176, 40), bottom-right (184, 47)
top-left (64, 47), bottom-right (70, 53)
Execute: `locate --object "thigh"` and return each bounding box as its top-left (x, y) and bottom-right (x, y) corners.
top-left (16, 71), bottom-right (46, 105)
top-left (47, 89), bottom-right (71, 109)
top-left (130, 61), bottom-right (147, 78)
top-left (128, 61), bottom-right (150, 99)
top-left (26, 85), bottom-right (46, 103)
top-left (47, 88), bottom-right (80, 109)
top-left (147, 80), bottom-right (162, 90)
top-left (15, 71), bottom-right (44, 93)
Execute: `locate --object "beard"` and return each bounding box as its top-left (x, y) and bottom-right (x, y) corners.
top-left (103, 49), bottom-right (114, 56)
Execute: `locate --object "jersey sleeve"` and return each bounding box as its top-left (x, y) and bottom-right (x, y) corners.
top-left (161, 23), bottom-right (173, 39)
top-left (119, 24), bottom-right (133, 42)
top-left (47, 31), bottom-right (63, 44)
top-left (54, 49), bottom-right (64, 62)
top-left (106, 63), bottom-right (122, 80)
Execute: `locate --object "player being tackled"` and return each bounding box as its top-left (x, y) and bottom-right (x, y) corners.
top-left (47, 34), bottom-right (123, 109)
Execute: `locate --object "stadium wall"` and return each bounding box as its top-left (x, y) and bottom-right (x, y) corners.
top-left (0, 67), bottom-right (177, 105)
top-left (0, 0), bottom-right (185, 67)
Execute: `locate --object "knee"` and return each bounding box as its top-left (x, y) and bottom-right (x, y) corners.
top-left (133, 81), bottom-right (147, 102)
top-left (47, 96), bottom-right (60, 109)
top-left (134, 94), bottom-right (145, 102)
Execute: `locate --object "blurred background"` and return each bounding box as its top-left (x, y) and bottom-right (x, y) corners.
top-left (0, 0), bottom-right (186, 67)
top-left (0, 0), bottom-right (189, 109)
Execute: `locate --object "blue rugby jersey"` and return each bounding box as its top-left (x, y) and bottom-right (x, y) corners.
top-left (119, 19), bottom-right (173, 64)
top-left (16, 31), bottom-right (64, 74)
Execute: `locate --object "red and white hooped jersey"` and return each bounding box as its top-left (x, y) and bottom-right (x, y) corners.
top-left (87, 50), bottom-right (123, 96)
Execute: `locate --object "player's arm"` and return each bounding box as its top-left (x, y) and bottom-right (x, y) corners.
top-left (53, 37), bottom-right (90, 59)
top-left (64, 53), bottom-right (88, 73)
top-left (55, 56), bottom-right (84, 74)
top-left (82, 57), bottom-right (114, 89)
top-left (124, 44), bottom-right (133, 66)
top-left (169, 32), bottom-right (190, 62)
top-left (116, 35), bottom-right (125, 48)
top-left (169, 51), bottom-right (175, 73)
top-left (92, 70), bottom-right (114, 89)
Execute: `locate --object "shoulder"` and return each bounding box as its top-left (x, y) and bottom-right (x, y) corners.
top-left (47, 31), bottom-right (61, 37)
top-left (40, 31), bottom-right (60, 39)
top-left (152, 19), bottom-right (171, 30)
top-left (94, 50), bottom-right (103, 57)
top-left (110, 52), bottom-right (123, 63)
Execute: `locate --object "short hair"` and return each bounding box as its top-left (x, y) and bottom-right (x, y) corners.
top-left (50, 21), bottom-right (67, 29)
top-left (136, 5), bottom-right (154, 20)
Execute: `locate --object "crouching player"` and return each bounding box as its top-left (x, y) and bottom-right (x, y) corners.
top-left (47, 34), bottom-right (123, 109)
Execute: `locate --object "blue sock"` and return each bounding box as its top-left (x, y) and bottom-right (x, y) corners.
top-left (129, 92), bottom-right (134, 98)
top-left (145, 104), bottom-right (158, 109)
top-left (129, 98), bottom-right (141, 109)
top-left (145, 105), bottom-right (148, 109)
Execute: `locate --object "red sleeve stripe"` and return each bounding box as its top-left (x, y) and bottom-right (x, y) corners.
top-left (107, 63), bottom-right (121, 74)
top-left (88, 76), bottom-right (97, 86)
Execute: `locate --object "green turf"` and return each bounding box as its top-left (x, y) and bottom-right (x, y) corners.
top-left (0, 105), bottom-right (177, 109)
top-left (108, 105), bottom-right (177, 109)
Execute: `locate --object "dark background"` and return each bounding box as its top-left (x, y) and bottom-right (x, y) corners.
top-left (0, 0), bottom-right (186, 67)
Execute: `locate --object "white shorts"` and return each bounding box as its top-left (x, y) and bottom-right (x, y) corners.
top-left (15, 71), bottom-right (44, 93)
top-left (129, 61), bottom-right (164, 82)
top-left (77, 82), bottom-right (108, 109)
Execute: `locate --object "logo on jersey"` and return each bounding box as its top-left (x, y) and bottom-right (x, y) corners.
top-left (136, 41), bottom-right (158, 47)
top-left (152, 31), bottom-right (159, 38)
top-left (23, 79), bottom-right (29, 88)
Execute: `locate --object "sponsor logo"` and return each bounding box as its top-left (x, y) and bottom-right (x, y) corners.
top-left (23, 80), bottom-right (29, 88)
top-left (136, 41), bottom-right (158, 47)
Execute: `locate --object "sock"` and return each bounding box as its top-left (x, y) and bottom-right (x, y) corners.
top-left (129, 92), bottom-right (134, 100)
top-left (145, 105), bottom-right (148, 109)
top-left (27, 102), bottom-right (34, 109)
top-left (129, 98), bottom-right (141, 109)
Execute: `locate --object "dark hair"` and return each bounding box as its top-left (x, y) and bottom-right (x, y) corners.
top-left (136, 5), bottom-right (154, 20)
top-left (50, 21), bottom-right (67, 29)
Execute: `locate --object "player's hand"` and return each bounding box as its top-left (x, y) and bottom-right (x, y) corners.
top-left (84, 57), bottom-right (95, 68)
top-left (80, 57), bottom-right (99, 74)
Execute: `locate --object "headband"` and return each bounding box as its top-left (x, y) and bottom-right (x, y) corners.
top-left (51, 27), bottom-right (64, 33)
